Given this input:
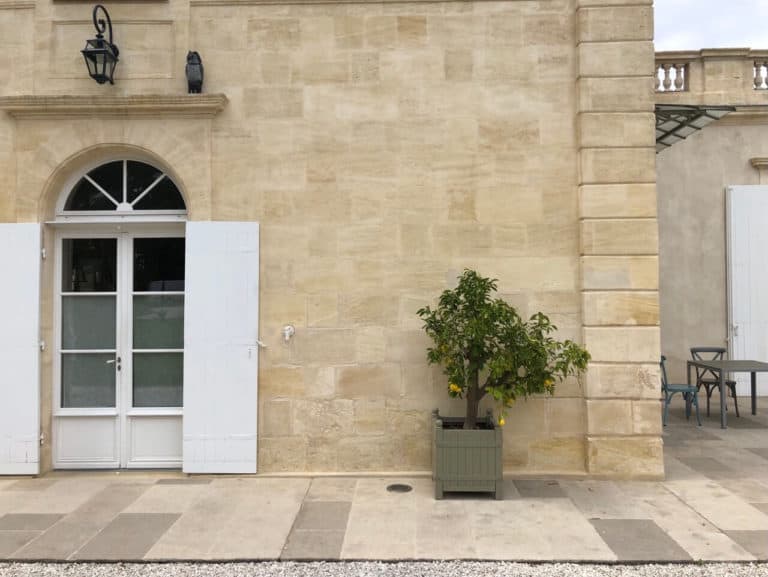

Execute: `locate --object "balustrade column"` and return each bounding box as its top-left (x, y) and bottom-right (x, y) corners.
top-left (656, 63), bottom-right (687, 92)
top-left (755, 60), bottom-right (767, 90)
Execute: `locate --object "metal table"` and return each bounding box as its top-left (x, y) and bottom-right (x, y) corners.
top-left (686, 359), bottom-right (768, 428)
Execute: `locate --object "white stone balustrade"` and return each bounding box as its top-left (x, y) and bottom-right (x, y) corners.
top-left (656, 62), bottom-right (687, 92)
top-left (656, 49), bottom-right (768, 104)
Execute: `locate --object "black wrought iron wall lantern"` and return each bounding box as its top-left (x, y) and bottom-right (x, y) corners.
top-left (81, 4), bottom-right (119, 84)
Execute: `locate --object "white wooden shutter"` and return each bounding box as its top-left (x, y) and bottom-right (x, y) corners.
top-left (727, 185), bottom-right (768, 395)
top-left (183, 222), bottom-right (259, 473)
top-left (0, 224), bottom-right (41, 474)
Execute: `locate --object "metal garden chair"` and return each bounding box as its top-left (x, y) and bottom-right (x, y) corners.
top-left (690, 346), bottom-right (740, 418)
top-left (661, 355), bottom-right (701, 426)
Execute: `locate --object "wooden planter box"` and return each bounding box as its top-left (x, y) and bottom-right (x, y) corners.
top-left (432, 410), bottom-right (503, 500)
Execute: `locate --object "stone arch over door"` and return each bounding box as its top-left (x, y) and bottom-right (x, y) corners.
top-left (41, 146), bottom-right (188, 218)
top-left (35, 142), bottom-right (208, 223)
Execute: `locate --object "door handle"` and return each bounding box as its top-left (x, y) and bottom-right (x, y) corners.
top-left (106, 356), bottom-right (122, 371)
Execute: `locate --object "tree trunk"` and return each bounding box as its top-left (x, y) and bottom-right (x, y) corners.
top-left (464, 367), bottom-right (481, 429)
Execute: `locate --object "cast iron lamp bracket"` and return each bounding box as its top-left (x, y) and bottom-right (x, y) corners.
top-left (81, 4), bottom-right (120, 84)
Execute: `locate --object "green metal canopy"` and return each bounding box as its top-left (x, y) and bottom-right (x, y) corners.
top-left (655, 104), bottom-right (735, 153)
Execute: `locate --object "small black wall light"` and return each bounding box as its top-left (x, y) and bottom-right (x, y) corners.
top-left (81, 4), bottom-right (119, 84)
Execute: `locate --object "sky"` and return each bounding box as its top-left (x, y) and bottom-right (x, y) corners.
top-left (654, 0), bottom-right (768, 51)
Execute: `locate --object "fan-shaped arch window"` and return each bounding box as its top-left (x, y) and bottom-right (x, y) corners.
top-left (63, 160), bottom-right (186, 213)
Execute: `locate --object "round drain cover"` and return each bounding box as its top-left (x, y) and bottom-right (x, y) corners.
top-left (386, 483), bottom-right (413, 493)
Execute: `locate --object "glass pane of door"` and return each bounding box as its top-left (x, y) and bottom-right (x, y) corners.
top-left (61, 238), bottom-right (118, 408)
top-left (61, 239), bottom-right (117, 292)
top-left (133, 353), bottom-right (183, 407)
top-left (62, 296), bottom-right (116, 349)
top-left (132, 237), bottom-right (184, 409)
top-left (133, 295), bottom-right (184, 349)
top-left (61, 353), bottom-right (116, 407)
top-left (133, 238), bottom-right (185, 291)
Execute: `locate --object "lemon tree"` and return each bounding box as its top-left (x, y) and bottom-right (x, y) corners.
top-left (418, 269), bottom-right (590, 430)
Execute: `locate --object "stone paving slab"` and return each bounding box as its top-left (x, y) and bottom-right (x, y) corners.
top-left (0, 400), bottom-right (765, 562)
top-left (0, 515), bottom-right (62, 531)
top-left (589, 519), bottom-right (691, 562)
top-left (73, 513), bottom-right (180, 560)
top-left (9, 484), bottom-right (148, 560)
top-left (726, 531), bottom-right (768, 560)
top-left (282, 530), bottom-right (346, 560)
top-left (0, 532), bottom-right (38, 558)
top-left (144, 478), bottom-right (309, 560)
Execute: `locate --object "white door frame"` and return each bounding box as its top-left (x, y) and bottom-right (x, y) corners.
top-left (53, 223), bottom-right (185, 469)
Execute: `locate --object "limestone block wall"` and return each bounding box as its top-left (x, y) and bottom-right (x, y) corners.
top-left (191, 0), bottom-right (586, 473)
top-left (0, 0), bottom-right (662, 477)
top-left (577, 0), bottom-right (663, 478)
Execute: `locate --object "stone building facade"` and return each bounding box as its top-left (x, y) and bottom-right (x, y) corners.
top-left (657, 48), bottom-right (768, 384)
top-left (0, 0), bottom-right (661, 478)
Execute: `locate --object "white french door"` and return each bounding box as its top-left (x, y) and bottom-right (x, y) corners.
top-left (53, 226), bottom-right (185, 469)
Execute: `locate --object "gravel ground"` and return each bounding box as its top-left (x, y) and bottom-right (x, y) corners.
top-left (0, 562), bottom-right (767, 577)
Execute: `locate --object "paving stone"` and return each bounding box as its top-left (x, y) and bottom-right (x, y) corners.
top-left (676, 456), bottom-right (737, 479)
top-left (0, 514), bottom-right (62, 531)
top-left (471, 499), bottom-right (615, 560)
top-left (590, 519), bottom-right (691, 561)
top-left (664, 478), bottom-right (768, 531)
top-left (727, 531), bottom-right (768, 560)
top-left (0, 531), bottom-right (39, 558)
top-left (305, 478), bottom-right (357, 502)
top-left (281, 529), bottom-right (345, 560)
top-left (123, 485), bottom-right (208, 514)
top-left (513, 480), bottom-right (566, 499)
top-left (5, 480), bottom-right (56, 492)
top-left (2, 478), bottom-right (111, 516)
top-left (719, 478), bottom-right (768, 503)
top-left (663, 427), bottom-right (721, 446)
top-left (414, 499), bottom-right (478, 559)
top-left (747, 448), bottom-right (768, 460)
top-left (73, 513), bottom-right (180, 560)
top-left (500, 479), bottom-right (521, 500)
top-left (638, 486), bottom-right (754, 561)
top-left (11, 483), bottom-right (148, 559)
top-left (722, 417), bottom-right (768, 430)
top-left (145, 478), bottom-right (309, 560)
top-left (294, 501), bottom-right (351, 531)
top-left (560, 481), bottom-right (650, 519)
top-left (156, 478), bottom-right (212, 485)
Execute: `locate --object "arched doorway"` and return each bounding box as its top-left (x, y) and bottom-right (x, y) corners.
top-left (53, 159), bottom-right (187, 468)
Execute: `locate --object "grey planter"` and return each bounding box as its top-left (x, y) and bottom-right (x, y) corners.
top-left (432, 410), bottom-right (503, 500)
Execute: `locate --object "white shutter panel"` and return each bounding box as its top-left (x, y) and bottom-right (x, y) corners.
top-left (183, 222), bottom-right (259, 473)
top-left (727, 186), bottom-right (768, 395)
top-left (0, 224), bottom-right (41, 474)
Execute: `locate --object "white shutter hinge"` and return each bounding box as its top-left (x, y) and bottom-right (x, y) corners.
top-left (39, 340), bottom-right (46, 351)
top-left (39, 432), bottom-right (45, 446)
top-left (41, 248), bottom-right (46, 260)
